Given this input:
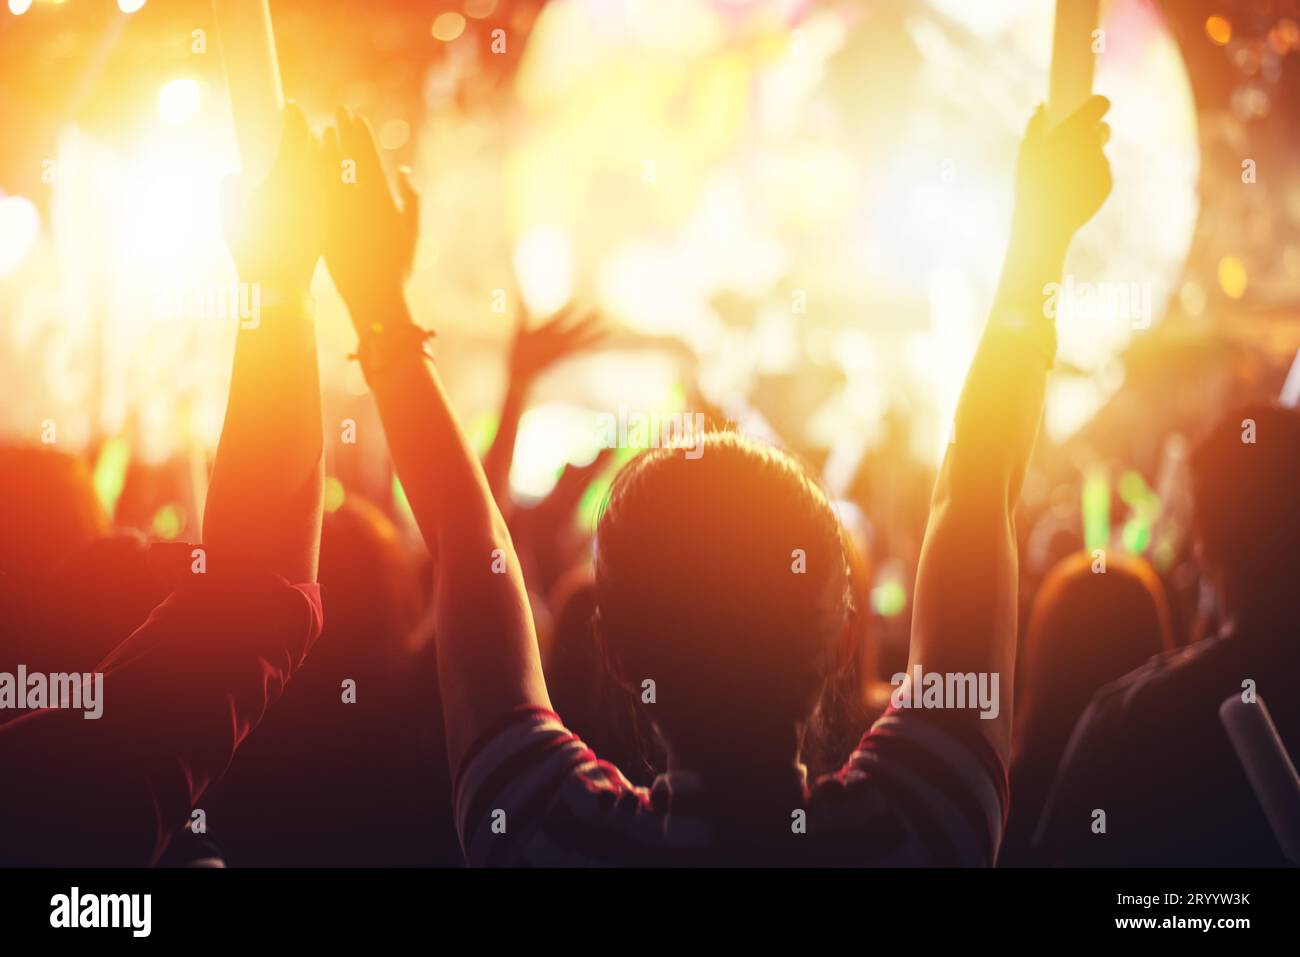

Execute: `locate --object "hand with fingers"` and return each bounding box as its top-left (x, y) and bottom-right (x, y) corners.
top-left (1012, 94), bottom-right (1113, 249)
top-left (509, 446), bottom-right (617, 593)
top-left (321, 106), bottom-right (421, 321)
top-left (540, 447), bottom-right (616, 523)
top-left (905, 96), bottom-right (1115, 769)
top-left (482, 304), bottom-right (607, 512)
top-left (209, 103), bottom-right (330, 586)
top-left (508, 304), bottom-right (607, 390)
top-left (221, 101), bottom-right (328, 299)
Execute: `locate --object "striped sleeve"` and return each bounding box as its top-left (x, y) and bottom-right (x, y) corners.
top-left (839, 707), bottom-right (1008, 866)
top-left (453, 706), bottom-right (635, 866)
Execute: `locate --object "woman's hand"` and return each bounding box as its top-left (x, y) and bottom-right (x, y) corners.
top-left (1011, 95), bottom-right (1113, 253)
top-left (508, 304), bottom-right (606, 390)
top-left (221, 103), bottom-right (328, 299)
top-left (321, 107), bottom-right (420, 319)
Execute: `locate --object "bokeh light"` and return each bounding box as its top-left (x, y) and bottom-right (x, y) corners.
top-left (0, 0), bottom-right (1201, 498)
top-left (1218, 254), bottom-right (1248, 298)
top-left (487, 0), bottom-right (1199, 476)
top-left (1205, 15), bottom-right (1232, 46)
top-left (158, 79), bottom-right (201, 125)
top-left (465, 0), bottom-right (498, 20)
top-left (432, 12), bottom-right (468, 42)
top-left (0, 194), bottom-right (40, 277)
top-left (379, 118), bottom-right (411, 151)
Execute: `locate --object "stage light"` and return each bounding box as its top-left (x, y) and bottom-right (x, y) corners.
top-left (1082, 468), bottom-right (1111, 552)
top-left (510, 402), bottom-right (603, 502)
top-left (7, 0), bottom-right (32, 16)
top-left (37, 119), bottom-right (236, 462)
top-left (4, 0), bottom-right (1202, 472)
top-left (413, 236), bottom-right (439, 272)
top-left (432, 12), bottom-right (467, 42)
top-left (1205, 15), bottom-right (1232, 46)
top-left (158, 79), bottom-right (201, 125)
top-left (0, 194), bottom-right (40, 277)
top-left (151, 504), bottom-right (185, 540)
top-left (465, 411), bottom-right (499, 457)
top-left (871, 581), bottom-right (907, 617)
top-left (92, 437), bottom-right (131, 516)
top-left (324, 476), bottom-right (346, 513)
top-left (513, 226), bottom-right (573, 318)
top-left (1218, 255), bottom-right (1248, 299)
top-left (464, 0), bottom-right (498, 19)
top-left (870, 561), bottom-right (909, 616)
top-left (1118, 470), bottom-right (1152, 506)
top-left (1122, 516), bottom-right (1151, 554)
top-left (119, 0), bottom-right (147, 13)
top-left (505, 0), bottom-right (1199, 461)
top-left (1275, 19), bottom-right (1300, 52)
top-left (115, 142), bottom-right (224, 269)
top-left (379, 118), bottom-right (411, 150)
top-left (1179, 279), bottom-right (1207, 317)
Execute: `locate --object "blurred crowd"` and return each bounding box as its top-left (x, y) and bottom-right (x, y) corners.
top-left (1, 90), bottom-right (1298, 869)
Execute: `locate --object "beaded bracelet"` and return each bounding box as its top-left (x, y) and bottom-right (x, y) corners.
top-left (349, 322), bottom-right (438, 378)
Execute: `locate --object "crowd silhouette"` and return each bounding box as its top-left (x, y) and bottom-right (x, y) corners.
top-left (2, 94), bottom-right (1298, 868)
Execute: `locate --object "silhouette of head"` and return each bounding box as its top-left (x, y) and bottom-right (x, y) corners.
top-left (317, 495), bottom-right (424, 665)
top-left (1015, 550), bottom-right (1173, 766)
top-left (593, 432), bottom-right (850, 759)
top-left (1189, 403), bottom-right (1300, 618)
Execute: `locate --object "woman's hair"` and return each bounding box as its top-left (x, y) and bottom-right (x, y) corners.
top-left (1016, 550), bottom-right (1174, 761)
top-left (544, 564), bottom-right (659, 784)
top-left (592, 431), bottom-right (851, 750)
top-left (316, 494), bottom-right (425, 660)
top-left (1002, 549), bottom-right (1174, 863)
top-left (1006, 548), bottom-right (1173, 861)
top-left (207, 493), bottom-right (457, 866)
top-left (1189, 403), bottom-right (1300, 602)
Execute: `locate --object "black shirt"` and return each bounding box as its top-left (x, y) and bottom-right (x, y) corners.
top-left (1035, 626), bottom-right (1299, 866)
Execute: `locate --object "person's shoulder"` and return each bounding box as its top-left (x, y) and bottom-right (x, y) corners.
top-left (454, 706), bottom-right (661, 865)
top-left (98, 544), bottom-right (325, 673)
top-left (1043, 631), bottom-right (1267, 864)
top-left (1090, 631), bottom-right (1241, 724)
top-left (807, 710), bottom-right (1007, 866)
